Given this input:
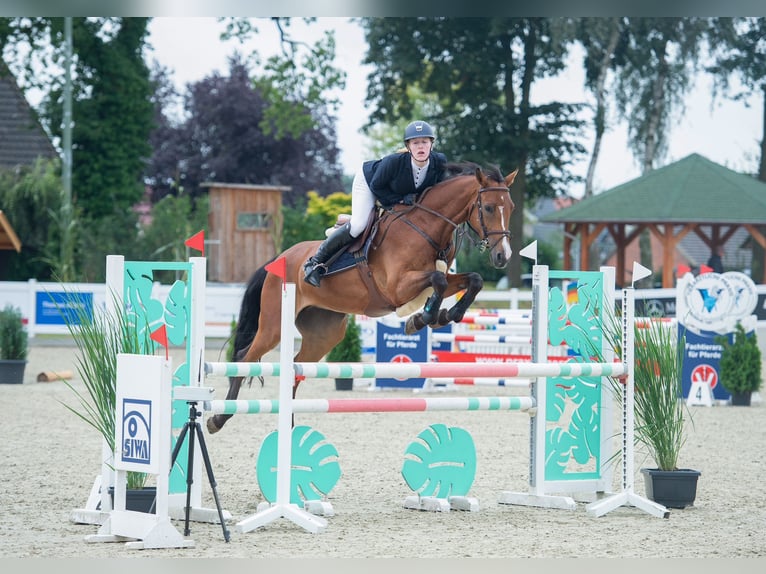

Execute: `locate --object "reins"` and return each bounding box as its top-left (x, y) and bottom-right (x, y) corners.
top-left (375, 179), bottom-right (511, 261)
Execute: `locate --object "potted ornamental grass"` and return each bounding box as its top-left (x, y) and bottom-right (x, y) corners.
top-left (59, 293), bottom-right (156, 509)
top-left (603, 315), bottom-right (700, 508)
top-left (716, 322), bottom-right (763, 406)
top-left (326, 315), bottom-right (362, 390)
top-left (0, 304), bottom-right (28, 384)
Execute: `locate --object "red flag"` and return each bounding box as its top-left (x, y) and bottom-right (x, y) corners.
top-left (150, 324), bottom-right (169, 360)
top-left (265, 257), bottom-right (287, 286)
top-left (699, 264), bottom-right (713, 274)
top-left (677, 264), bottom-right (691, 276)
top-left (185, 230), bottom-right (205, 256)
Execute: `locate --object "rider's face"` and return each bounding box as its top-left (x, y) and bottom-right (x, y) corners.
top-left (407, 138), bottom-right (433, 163)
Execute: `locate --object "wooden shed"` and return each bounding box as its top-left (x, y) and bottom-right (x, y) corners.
top-left (204, 182), bottom-right (291, 283)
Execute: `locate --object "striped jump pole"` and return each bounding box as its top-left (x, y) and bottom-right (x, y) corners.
top-left (203, 360), bottom-right (626, 381)
top-left (205, 395), bottom-right (535, 415)
top-left (293, 361), bottom-right (626, 380)
top-left (458, 315), bottom-right (532, 326)
top-left (431, 332), bottom-right (531, 345)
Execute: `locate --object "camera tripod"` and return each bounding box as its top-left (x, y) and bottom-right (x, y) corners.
top-left (169, 400), bottom-right (230, 542)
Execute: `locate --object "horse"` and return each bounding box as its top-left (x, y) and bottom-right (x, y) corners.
top-left (207, 162), bottom-right (518, 433)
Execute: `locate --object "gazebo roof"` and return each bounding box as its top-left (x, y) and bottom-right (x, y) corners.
top-left (541, 153), bottom-right (766, 225)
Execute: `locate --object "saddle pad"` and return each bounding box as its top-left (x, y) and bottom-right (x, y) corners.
top-left (324, 250), bottom-right (359, 277)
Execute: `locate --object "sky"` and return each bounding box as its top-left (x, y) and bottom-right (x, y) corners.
top-left (146, 17), bottom-right (763, 198)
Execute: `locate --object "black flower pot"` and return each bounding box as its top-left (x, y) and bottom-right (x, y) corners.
top-left (641, 468), bottom-right (701, 509)
top-left (107, 486), bottom-right (157, 514)
top-left (0, 359), bottom-right (26, 384)
top-left (730, 391), bottom-right (752, 406)
top-left (335, 378), bottom-right (353, 391)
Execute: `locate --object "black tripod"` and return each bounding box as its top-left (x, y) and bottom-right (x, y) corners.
top-left (169, 400), bottom-right (230, 542)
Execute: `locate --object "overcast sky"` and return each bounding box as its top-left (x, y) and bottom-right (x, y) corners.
top-left (147, 17), bottom-right (763, 197)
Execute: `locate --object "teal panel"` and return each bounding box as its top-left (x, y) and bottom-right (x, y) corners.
top-left (401, 424), bottom-right (476, 497)
top-left (256, 426), bottom-right (341, 504)
top-left (545, 271), bottom-right (605, 482)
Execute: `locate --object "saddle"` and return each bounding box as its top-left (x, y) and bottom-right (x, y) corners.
top-left (320, 209), bottom-right (398, 315)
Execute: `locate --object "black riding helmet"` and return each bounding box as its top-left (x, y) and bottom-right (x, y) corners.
top-left (403, 120), bottom-right (435, 143)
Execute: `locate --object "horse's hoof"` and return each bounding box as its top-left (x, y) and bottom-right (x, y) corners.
top-left (206, 417), bottom-right (221, 434)
top-left (405, 315), bottom-right (425, 334)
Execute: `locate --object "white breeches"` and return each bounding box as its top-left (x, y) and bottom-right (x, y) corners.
top-left (349, 166), bottom-right (376, 237)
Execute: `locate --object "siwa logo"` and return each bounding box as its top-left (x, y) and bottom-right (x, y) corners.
top-left (121, 399), bottom-right (152, 465)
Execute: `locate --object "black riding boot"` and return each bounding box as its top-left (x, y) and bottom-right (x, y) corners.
top-left (303, 222), bottom-right (355, 287)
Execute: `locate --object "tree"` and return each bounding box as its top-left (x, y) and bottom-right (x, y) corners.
top-left (2, 18), bottom-right (154, 221)
top-left (610, 17), bottom-right (708, 285)
top-left (145, 57), bottom-right (344, 207)
top-left (707, 17), bottom-right (766, 282)
top-left (362, 17), bottom-right (586, 286)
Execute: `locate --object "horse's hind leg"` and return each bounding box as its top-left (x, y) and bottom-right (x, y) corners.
top-left (405, 271), bottom-right (447, 334)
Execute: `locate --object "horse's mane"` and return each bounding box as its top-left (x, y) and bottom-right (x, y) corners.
top-left (443, 161), bottom-right (504, 183)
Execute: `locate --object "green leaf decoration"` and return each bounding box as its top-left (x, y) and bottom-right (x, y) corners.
top-left (164, 280), bottom-right (189, 346)
top-left (401, 424), bottom-right (476, 498)
top-left (256, 425), bottom-right (341, 504)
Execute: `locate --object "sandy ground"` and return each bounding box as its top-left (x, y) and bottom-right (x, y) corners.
top-left (0, 338), bottom-right (764, 559)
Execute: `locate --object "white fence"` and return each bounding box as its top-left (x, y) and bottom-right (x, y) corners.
top-left (1, 278), bottom-right (765, 340)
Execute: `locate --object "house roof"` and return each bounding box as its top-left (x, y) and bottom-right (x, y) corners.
top-left (0, 60), bottom-right (57, 169)
top-left (541, 153), bottom-right (766, 225)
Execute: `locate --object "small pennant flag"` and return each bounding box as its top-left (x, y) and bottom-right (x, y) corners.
top-left (185, 230), bottom-right (205, 256)
top-left (677, 264), bottom-right (691, 277)
top-left (699, 264), bottom-right (713, 274)
top-left (150, 324), bottom-right (169, 360)
top-left (631, 261), bottom-right (652, 286)
top-left (519, 240), bottom-right (537, 263)
top-left (265, 257), bottom-right (287, 288)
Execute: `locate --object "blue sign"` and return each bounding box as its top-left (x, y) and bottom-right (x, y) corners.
top-left (375, 321), bottom-right (428, 388)
top-left (681, 325), bottom-right (729, 401)
top-left (35, 291), bottom-right (93, 325)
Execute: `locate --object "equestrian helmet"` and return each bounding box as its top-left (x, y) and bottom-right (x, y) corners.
top-left (403, 120), bottom-right (435, 142)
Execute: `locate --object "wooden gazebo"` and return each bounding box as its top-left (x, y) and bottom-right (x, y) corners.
top-left (541, 154), bottom-right (766, 287)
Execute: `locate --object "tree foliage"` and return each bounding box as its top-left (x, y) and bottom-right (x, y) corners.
top-left (361, 17), bottom-right (586, 286)
top-left (145, 57), bottom-right (345, 207)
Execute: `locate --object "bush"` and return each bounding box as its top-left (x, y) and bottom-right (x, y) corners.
top-left (0, 305), bottom-right (28, 360)
top-left (716, 323), bottom-right (763, 394)
top-left (326, 315), bottom-right (362, 362)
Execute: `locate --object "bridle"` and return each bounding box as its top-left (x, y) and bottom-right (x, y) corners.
top-left (467, 185), bottom-right (513, 252)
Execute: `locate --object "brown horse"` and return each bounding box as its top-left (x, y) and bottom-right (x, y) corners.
top-left (207, 162), bottom-right (518, 433)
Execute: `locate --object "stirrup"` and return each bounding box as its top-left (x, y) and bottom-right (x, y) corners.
top-left (304, 262), bottom-right (325, 287)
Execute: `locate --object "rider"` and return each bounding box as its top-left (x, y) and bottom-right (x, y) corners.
top-left (303, 120), bottom-right (449, 287)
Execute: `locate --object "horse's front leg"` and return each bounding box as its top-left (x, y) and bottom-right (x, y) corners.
top-left (440, 271), bottom-right (483, 325)
top-left (404, 270), bottom-right (448, 334)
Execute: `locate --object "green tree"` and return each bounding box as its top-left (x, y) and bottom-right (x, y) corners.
top-left (707, 17), bottom-right (766, 282)
top-left (611, 18), bottom-right (708, 285)
top-left (362, 17), bottom-right (585, 286)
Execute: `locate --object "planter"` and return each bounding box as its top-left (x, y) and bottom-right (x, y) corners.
top-left (641, 468), bottom-right (701, 509)
top-left (0, 359), bottom-right (26, 384)
top-left (730, 391), bottom-right (752, 406)
top-left (106, 486), bottom-right (157, 514)
top-left (335, 378), bottom-right (353, 391)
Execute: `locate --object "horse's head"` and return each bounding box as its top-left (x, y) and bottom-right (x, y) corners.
top-left (467, 165), bottom-right (518, 269)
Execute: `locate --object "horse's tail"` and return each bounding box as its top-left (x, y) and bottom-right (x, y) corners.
top-left (232, 259), bottom-right (273, 361)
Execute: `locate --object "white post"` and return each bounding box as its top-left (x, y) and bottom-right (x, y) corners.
top-left (585, 285), bottom-right (669, 518)
top-left (234, 282), bottom-right (327, 533)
